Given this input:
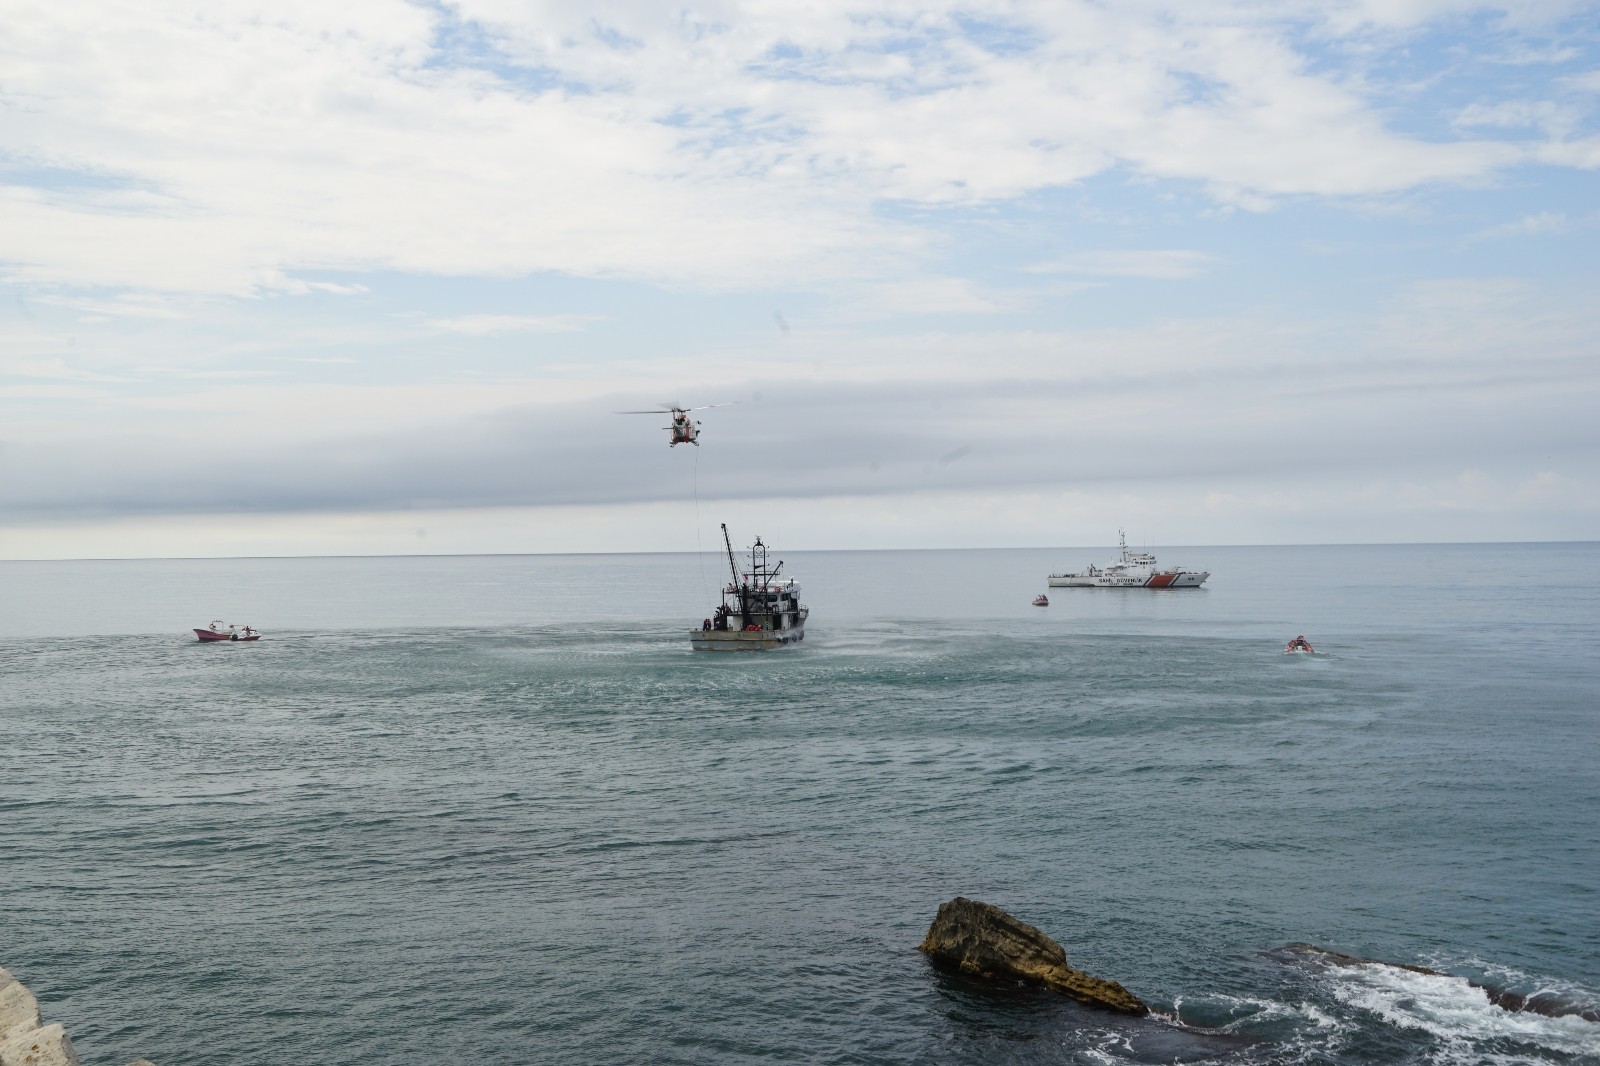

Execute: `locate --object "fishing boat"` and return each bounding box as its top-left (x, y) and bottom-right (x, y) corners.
top-left (1032, 594), bottom-right (1049, 606)
top-left (1048, 530), bottom-right (1209, 589)
top-left (194, 621), bottom-right (260, 642)
top-left (691, 525), bottom-right (807, 651)
top-left (1284, 635), bottom-right (1316, 655)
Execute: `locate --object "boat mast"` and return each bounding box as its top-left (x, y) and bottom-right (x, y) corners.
top-left (722, 523), bottom-right (751, 628)
top-left (721, 523), bottom-right (740, 589)
top-left (751, 536), bottom-right (767, 585)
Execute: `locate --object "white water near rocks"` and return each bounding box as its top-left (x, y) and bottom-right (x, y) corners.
top-left (2, 543), bottom-right (1597, 1064)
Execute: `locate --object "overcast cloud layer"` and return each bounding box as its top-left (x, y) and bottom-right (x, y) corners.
top-left (2, 0), bottom-right (1598, 556)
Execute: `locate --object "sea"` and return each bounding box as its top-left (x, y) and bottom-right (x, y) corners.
top-left (1, 542), bottom-right (1597, 1066)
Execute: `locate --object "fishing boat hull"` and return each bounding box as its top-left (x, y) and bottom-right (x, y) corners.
top-left (194, 629), bottom-right (259, 642)
top-left (690, 622), bottom-right (806, 652)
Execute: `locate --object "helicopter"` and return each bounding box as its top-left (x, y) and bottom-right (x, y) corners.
top-left (616, 402), bottom-right (737, 447)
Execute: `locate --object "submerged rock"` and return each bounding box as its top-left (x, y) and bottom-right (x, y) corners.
top-left (1280, 944), bottom-right (1599, 1024)
top-left (918, 897), bottom-right (1149, 1015)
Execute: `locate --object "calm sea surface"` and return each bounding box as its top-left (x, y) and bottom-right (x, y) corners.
top-left (2, 543), bottom-right (1597, 1065)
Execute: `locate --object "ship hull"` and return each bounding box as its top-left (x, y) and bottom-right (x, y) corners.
top-left (1048, 570), bottom-right (1208, 589)
top-left (1049, 531), bottom-right (1208, 588)
top-left (690, 624), bottom-right (806, 652)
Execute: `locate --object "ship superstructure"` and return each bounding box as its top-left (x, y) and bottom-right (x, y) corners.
top-left (691, 525), bottom-right (808, 651)
top-left (1048, 530), bottom-right (1209, 589)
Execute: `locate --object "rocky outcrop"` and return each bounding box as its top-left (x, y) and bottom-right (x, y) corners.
top-left (0, 974), bottom-right (43, 1047)
top-left (0, 969), bottom-right (155, 1066)
top-left (918, 897), bottom-right (1149, 1015)
top-left (1280, 944), bottom-right (1600, 1024)
top-left (1, 969), bottom-right (78, 1066)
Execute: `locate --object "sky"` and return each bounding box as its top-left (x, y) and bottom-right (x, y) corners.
top-left (2, 0), bottom-right (1598, 558)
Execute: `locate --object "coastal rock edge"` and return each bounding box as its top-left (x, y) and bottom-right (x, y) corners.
top-left (0, 968), bottom-right (156, 1066)
top-left (917, 897), bottom-right (1150, 1016)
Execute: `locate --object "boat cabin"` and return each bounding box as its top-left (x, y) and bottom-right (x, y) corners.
top-left (704, 530), bottom-right (806, 634)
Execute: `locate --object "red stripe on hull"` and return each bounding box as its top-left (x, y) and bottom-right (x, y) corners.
top-left (1145, 573), bottom-right (1177, 588)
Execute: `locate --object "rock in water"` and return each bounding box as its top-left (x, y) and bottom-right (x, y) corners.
top-left (918, 897), bottom-right (1149, 1015)
top-left (1280, 944), bottom-right (1599, 1023)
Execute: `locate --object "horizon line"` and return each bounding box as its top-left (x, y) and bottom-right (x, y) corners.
top-left (2, 537), bottom-right (1596, 564)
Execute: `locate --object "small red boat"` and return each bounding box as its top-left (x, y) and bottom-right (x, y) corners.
top-left (1032, 594), bottom-right (1049, 606)
top-left (195, 621), bottom-right (260, 642)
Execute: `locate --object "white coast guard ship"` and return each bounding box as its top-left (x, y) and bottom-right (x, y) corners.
top-left (1048, 530), bottom-right (1209, 589)
top-left (691, 525), bottom-right (808, 651)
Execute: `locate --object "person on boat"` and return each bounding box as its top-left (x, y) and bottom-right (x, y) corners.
top-left (1286, 635), bottom-right (1314, 653)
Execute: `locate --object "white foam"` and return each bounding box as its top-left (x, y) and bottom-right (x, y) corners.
top-left (1325, 963), bottom-right (1600, 1058)
top-left (1297, 1001), bottom-right (1343, 1030)
top-left (1077, 1026), bottom-right (1135, 1064)
top-left (1183, 992), bottom-right (1331, 1032)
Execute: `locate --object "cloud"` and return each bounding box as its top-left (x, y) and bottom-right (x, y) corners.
top-left (1, 2), bottom-right (1595, 554)
top-left (423, 313), bottom-right (597, 335)
top-left (1459, 210), bottom-right (1582, 244)
top-left (28, 292), bottom-right (194, 319)
top-left (1517, 470), bottom-right (1564, 499)
top-left (1454, 100), bottom-right (1579, 136)
top-left (849, 277), bottom-right (1019, 316)
top-left (0, 1), bottom-right (1586, 297)
top-left (1028, 250), bottom-right (1217, 279)
top-left (4, 276), bottom-right (1595, 524)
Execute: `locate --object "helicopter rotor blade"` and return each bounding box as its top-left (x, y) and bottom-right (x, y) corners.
top-left (616, 400), bottom-right (735, 414)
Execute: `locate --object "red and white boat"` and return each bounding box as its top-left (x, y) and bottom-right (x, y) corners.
top-left (1048, 530), bottom-right (1209, 589)
top-left (194, 621), bottom-right (260, 642)
top-left (1032, 594), bottom-right (1049, 606)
